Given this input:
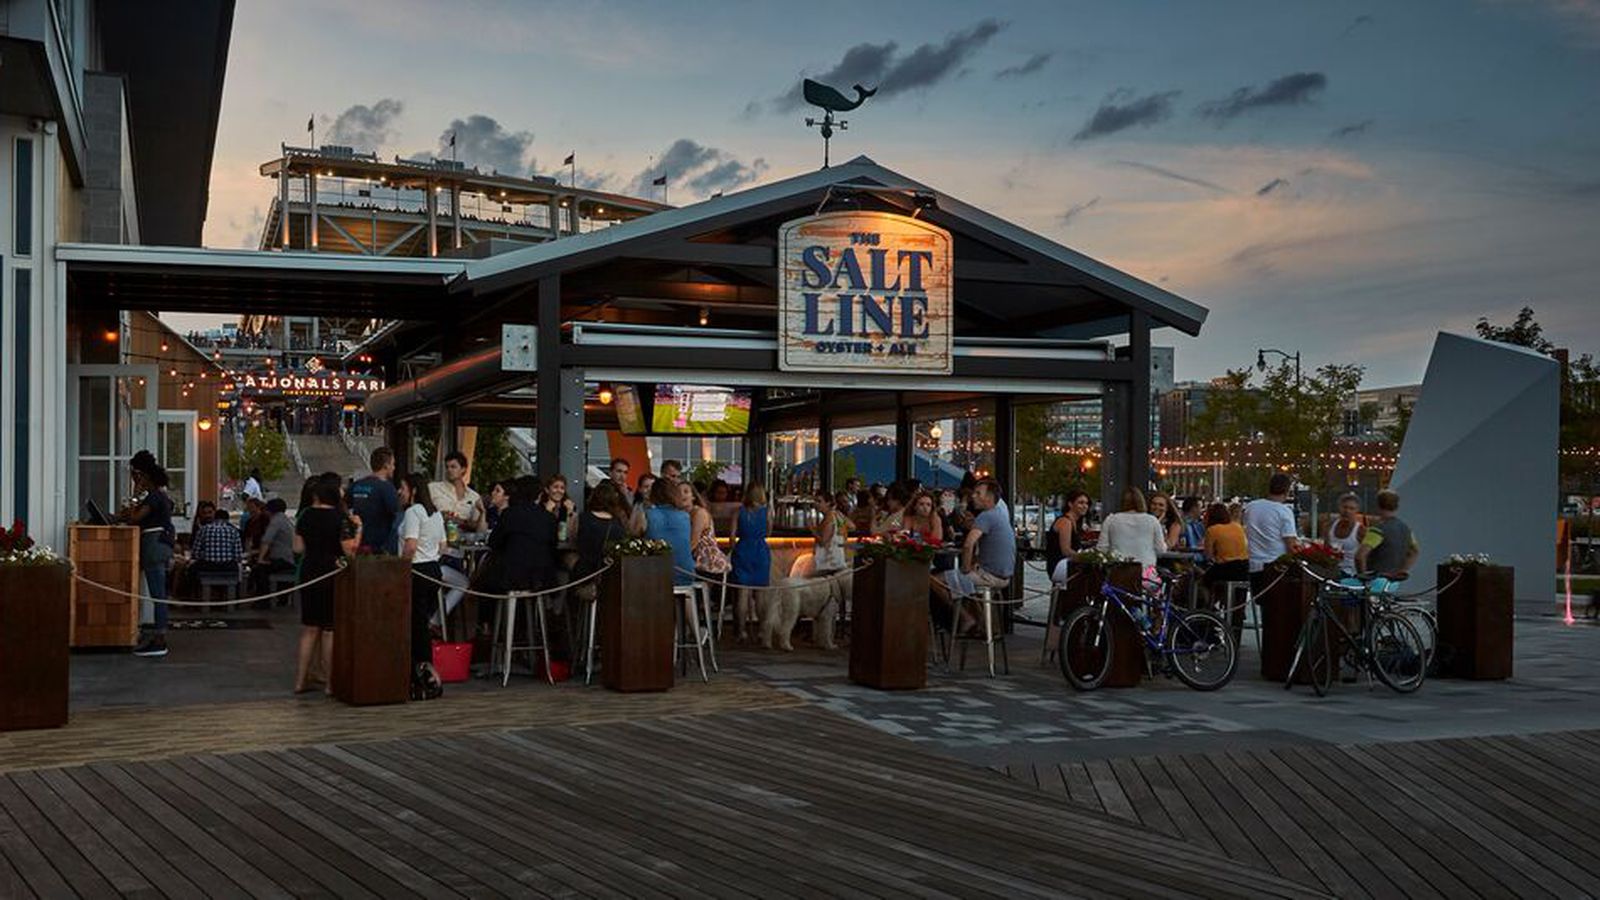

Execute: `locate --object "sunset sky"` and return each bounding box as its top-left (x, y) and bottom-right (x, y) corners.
top-left (188, 0), bottom-right (1600, 387)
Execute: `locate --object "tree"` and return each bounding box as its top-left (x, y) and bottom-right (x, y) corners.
top-left (1475, 306), bottom-right (1553, 354)
top-left (1381, 395), bottom-right (1414, 447)
top-left (1476, 305), bottom-right (1600, 486)
top-left (224, 426), bottom-right (288, 483)
top-left (468, 426), bottom-right (522, 492)
top-left (1014, 404), bottom-right (1095, 504)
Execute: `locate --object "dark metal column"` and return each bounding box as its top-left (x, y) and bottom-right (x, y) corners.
top-left (993, 394), bottom-right (1015, 508)
top-left (1129, 311), bottom-right (1152, 495)
top-left (894, 395), bottom-right (913, 485)
top-left (535, 274), bottom-right (561, 483)
top-left (818, 412), bottom-right (834, 495)
top-left (1101, 383), bottom-right (1128, 509)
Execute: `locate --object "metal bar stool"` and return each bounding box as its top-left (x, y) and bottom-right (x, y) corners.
top-left (581, 593), bottom-right (601, 685)
top-left (196, 567), bottom-right (242, 604)
top-left (266, 571), bottom-right (298, 607)
top-left (671, 584), bottom-right (713, 682)
top-left (1040, 584), bottom-right (1068, 667)
top-left (951, 584), bottom-right (1027, 677)
top-left (491, 591), bottom-right (554, 686)
top-left (1223, 581), bottom-right (1258, 650)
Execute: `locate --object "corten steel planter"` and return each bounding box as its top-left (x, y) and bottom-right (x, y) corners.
top-left (0, 563), bottom-right (72, 731)
top-left (332, 556), bottom-right (412, 706)
top-left (1257, 564), bottom-right (1336, 684)
top-left (850, 557), bottom-right (932, 690)
top-left (67, 525), bottom-right (140, 648)
top-left (601, 555), bottom-right (675, 692)
top-left (1061, 562), bottom-right (1146, 688)
top-left (1436, 564), bottom-right (1514, 680)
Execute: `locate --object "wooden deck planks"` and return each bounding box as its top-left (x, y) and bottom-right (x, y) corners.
top-left (1007, 731), bottom-right (1600, 900)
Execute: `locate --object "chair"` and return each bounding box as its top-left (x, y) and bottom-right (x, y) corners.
top-left (490, 591), bottom-right (554, 686)
top-left (950, 581), bottom-right (1026, 677)
top-left (580, 591), bottom-right (601, 685)
top-left (671, 584), bottom-right (715, 682)
top-left (1039, 583), bottom-right (1068, 667)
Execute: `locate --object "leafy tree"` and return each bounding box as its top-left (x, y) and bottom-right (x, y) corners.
top-left (468, 426), bottom-right (522, 492)
top-left (1476, 306), bottom-right (1553, 354)
top-left (1381, 395), bottom-right (1414, 446)
top-left (687, 459), bottom-right (729, 490)
top-left (1015, 403), bottom-right (1098, 503)
top-left (224, 426), bottom-right (289, 482)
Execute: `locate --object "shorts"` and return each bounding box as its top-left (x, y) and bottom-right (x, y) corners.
top-left (943, 566), bottom-right (1010, 599)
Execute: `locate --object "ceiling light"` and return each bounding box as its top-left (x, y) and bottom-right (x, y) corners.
top-left (598, 388), bottom-right (614, 405)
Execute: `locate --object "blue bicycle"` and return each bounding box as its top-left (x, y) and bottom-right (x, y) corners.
top-left (1058, 571), bottom-right (1238, 691)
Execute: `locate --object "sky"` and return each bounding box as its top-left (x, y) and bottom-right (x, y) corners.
top-left (185, 0), bottom-right (1600, 388)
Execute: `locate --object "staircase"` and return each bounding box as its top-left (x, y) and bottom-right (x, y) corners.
top-left (293, 434), bottom-right (372, 484)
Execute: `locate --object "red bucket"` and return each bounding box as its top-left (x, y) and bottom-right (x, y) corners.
top-left (431, 641), bottom-right (473, 683)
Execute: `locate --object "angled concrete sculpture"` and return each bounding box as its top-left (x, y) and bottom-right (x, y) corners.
top-left (1389, 332), bottom-right (1559, 602)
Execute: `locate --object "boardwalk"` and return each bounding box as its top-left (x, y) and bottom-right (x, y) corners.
top-left (0, 706), bottom-right (1309, 899)
top-left (1003, 729), bottom-right (1600, 899)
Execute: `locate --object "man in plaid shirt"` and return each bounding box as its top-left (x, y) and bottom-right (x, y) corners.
top-left (192, 508), bottom-right (245, 575)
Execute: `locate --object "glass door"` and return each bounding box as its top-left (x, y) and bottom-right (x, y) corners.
top-left (68, 365), bottom-right (158, 522)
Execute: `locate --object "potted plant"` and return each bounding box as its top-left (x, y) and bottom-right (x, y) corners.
top-left (332, 550), bottom-right (412, 706)
top-left (600, 538), bottom-right (675, 692)
top-left (1050, 549), bottom-right (1145, 687)
top-left (1257, 542), bottom-right (1345, 682)
top-left (0, 520), bottom-right (72, 730)
top-left (1437, 553), bottom-right (1513, 679)
top-left (851, 532), bottom-right (937, 690)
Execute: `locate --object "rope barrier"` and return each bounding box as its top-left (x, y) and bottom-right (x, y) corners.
top-left (71, 562), bottom-right (346, 607)
top-left (673, 559), bottom-right (873, 593)
top-left (408, 562), bottom-right (614, 601)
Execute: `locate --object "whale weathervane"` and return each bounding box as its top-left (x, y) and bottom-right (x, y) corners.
top-left (803, 78), bottom-right (876, 168)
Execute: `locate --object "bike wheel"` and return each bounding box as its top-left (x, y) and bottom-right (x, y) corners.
top-left (1398, 607), bottom-right (1438, 674)
top-left (1059, 606), bottom-right (1112, 691)
top-left (1304, 611), bottom-right (1334, 697)
top-left (1369, 612), bottom-right (1426, 693)
top-left (1166, 611), bottom-right (1238, 691)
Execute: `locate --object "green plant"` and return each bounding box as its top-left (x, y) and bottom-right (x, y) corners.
top-left (605, 537), bottom-right (672, 559)
top-left (224, 426), bottom-right (288, 482)
top-left (469, 426), bottom-right (522, 491)
top-left (1073, 548), bottom-right (1136, 568)
top-left (686, 459), bottom-right (729, 489)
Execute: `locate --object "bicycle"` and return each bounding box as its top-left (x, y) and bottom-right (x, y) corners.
top-left (1284, 563), bottom-right (1427, 696)
top-left (1058, 569), bottom-right (1238, 691)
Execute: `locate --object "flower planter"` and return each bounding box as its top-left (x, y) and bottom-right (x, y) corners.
top-left (601, 555), bottom-right (674, 692)
top-left (1061, 562), bottom-right (1145, 688)
top-left (1436, 564), bottom-right (1513, 680)
top-left (1257, 564), bottom-right (1329, 684)
top-left (0, 563), bottom-right (71, 731)
top-left (850, 557), bottom-right (932, 690)
top-left (331, 556), bottom-right (411, 706)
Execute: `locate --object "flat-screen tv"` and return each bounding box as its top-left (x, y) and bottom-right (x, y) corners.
top-left (651, 384), bottom-right (752, 434)
top-left (614, 385), bottom-right (647, 435)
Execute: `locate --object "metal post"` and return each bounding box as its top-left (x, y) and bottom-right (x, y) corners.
top-left (426, 182), bottom-right (439, 257)
top-left (818, 412), bottom-right (834, 496)
top-left (560, 367), bottom-right (586, 517)
top-left (1130, 311), bottom-right (1152, 493)
top-left (307, 172), bottom-right (319, 251)
top-left (894, 397), bottom-right (913, 485)
top-left (450, 184), bottom-right (462, 250)
top-left (535, 275), bottom-right (562, 482)
top-left (547, 195), bottom-right (561, 241)
top-left (994, 394), bottom-right (1015, 508)
top-left (278, 167), bottom-right (290, 248)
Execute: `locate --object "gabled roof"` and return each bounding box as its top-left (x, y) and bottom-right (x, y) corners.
top-left (462, 155), bottom-right (1208, 336)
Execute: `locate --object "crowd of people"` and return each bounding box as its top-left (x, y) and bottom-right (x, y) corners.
top-left (1044, 471), bottom-right (1421, 624)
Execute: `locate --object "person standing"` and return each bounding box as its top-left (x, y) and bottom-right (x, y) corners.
top-left (729, 483), bottom-right (771, 642)
top-left (811, 492), bottom-right (850, 576)
top-left (1356, 490), bottom-right (1419, 579)
top-left (660, 459), bottom-right (684, 484)
top-left (608, 458), bottom-right (632, 496)
top-left (1326, 492), bottom-right (1366, 576)
top-left (242, 468), bottom-right (264, 503)
top-left (428, 450), bottom-right (480, 616)
top-left (121, 451), bottom-right (176, 658)
top-left (399, 473), bottom-right (446, 699)
top-left (293, 478), bottom-right (360, 694)
top-left (349, 447), bottom-right (400, 554)
top-left (1243, 473), bottom-right (1301, 597)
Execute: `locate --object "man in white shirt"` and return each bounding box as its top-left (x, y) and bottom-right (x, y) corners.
top-left (1242, 472), bottom-right (1301, 591)
top-left (428, 451), bottom-right (480, 617)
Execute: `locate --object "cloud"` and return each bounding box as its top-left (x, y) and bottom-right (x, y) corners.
top-left (1073, 90), bottom-right (1181, 141)
top-left (996, 51), bottom-right (1053, 79)
top-left (437, 114), bottom-right (534, 175)
top-left (1058, 196), bottom-right (1100, 226)
top-left (325, 99), bottom-right (404, 151)
top-left (1256, 177), bottom-right (1289, 197)
top-left (1340, 14), bottom-right (1375, 38)
top-left (1199, 72), bottom-right (1328, 123)
top-left (767, 19), bottom-right (1005, 112)
top-left (1330, 119), bottom-right (1374, 140)
top-left (631, 139), bottom-right (767, 197)
top-left (1114, 160), bottom-right (1230, 193)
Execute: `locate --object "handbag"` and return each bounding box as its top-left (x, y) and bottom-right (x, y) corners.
top-left (694, 529), bottom-right (730, 575)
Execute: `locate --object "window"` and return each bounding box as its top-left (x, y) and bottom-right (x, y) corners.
top-left (158, 413), bottom-right (196, 515)
top-left (14, 138), bottom-right (33, 256)
top-left (13, 269), bottom-right (29, 515)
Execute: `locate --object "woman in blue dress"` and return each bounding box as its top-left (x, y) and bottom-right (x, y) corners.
top-left (728, 483), bottom-right (771, 642)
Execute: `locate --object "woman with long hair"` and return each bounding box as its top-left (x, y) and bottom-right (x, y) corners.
top-left (900, 490), bottom-right (945, 544)
top-left (1047, 490), bottom-right (1092, 584)
top-left (399, 472), bottom-right (446, 699)
top-left (1201, 502), bottom-right (1251, 638)
top-left (1148, 491), bottom-right (1183, 551)
top-left (121, 451), bottom-right (176, 658)
top-left (644, 478), bottom-right (696, 588)
top-left (728, 482), bottom-right (771, 641)
top-left (542, 473), bottom-right (577, 543)
top-left (1096, 487), bottom-right (1166, 570)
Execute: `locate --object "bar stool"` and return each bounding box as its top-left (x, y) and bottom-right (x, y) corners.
top-left (490, 591), bottom-right (554, 686)
top-left (1222, 581), bottom-right (1258, 649)
top-left (581, 592), bottom-right (601, 685)
top-left (951, 583), bottom-right (1026, 677)
top-left (1040, 583), bottom-right (1068, 667)
top-left (197, 568), bottom-right (242, 604)
top-left (671, 584), bottom-right (715, 682)
top-left (266, 571), bottom-right (298, 607)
